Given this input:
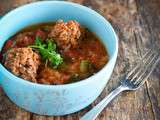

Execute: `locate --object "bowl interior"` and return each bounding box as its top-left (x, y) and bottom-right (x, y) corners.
top-left (0, 1), bottom-right (117, 59)
top-left (0, 1), bottom-right (118, 87)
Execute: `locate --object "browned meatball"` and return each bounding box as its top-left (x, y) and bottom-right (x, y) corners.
top-left (49, 20), bottom-right (81, 50)
top-left (16, 32), bottom-right (35, 47)
top-left (4, 48), bottom-right (40, 82)
top-left (16, 29), bottom-right (47, 47)
top-left (37, 67), bottom-right (70, 85)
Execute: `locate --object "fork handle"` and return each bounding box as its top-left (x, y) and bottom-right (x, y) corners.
top-left (80, 85), bottom-right (127, 120)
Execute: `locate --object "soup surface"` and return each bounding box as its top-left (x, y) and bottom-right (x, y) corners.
top-left (0, 20), bottom-right (108, 84)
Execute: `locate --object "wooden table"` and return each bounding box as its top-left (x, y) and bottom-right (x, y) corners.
top-left (0, 0), bottom-right (160, 120)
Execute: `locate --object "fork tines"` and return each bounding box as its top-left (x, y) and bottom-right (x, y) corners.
top-left (126, 49), bottom-right (160, 86)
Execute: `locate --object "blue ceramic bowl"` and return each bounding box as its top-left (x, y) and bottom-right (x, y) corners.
top-left (0, 1), bottom-right (118, 115)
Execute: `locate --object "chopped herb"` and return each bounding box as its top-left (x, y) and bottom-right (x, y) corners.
top-left (13, 52), bottom-right (17, 58)
top-left (43, 26), bottom-right (50, 31)
top-left (29, 37), bottom-right (63, 68)
top-left (80, 60), bottom-right (90, 73)
top-left (69, 73), bottom-right (79, 83)
top-left (70, 27), bottom-right (74, 30)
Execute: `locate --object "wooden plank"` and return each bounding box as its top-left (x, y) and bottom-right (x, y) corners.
top-left (0, 88), bottom-right (31, 120)
top-left (0, 0), bottom-right (159, 120)
top-left (136, 0), bottom-right (160, 119)
top-left (75, 0), bottom-right (156, 120)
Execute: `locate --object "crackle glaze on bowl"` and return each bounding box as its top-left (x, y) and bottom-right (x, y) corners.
top-left (0, 1), bottom-right (118, 116)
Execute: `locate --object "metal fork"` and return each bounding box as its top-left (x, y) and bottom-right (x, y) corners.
top-left (80, 49), bottom-right (160, 120)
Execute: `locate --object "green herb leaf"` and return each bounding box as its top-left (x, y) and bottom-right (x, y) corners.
top-left (35, 37), bottom-right (42, 46)
top-left (46, 38), bottom-right (56, 52)
top-left (29, 37), bottom-right (63, 68)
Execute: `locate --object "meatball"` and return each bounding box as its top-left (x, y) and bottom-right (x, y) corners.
top-left (16, 29), bottom-right (47, 47)
top-left (38, 67), bottom-right (70, 85)
top-left (35, 29), bottom-right (47, 41)
top-left (49, 20), bottom-right (81, 50)
top-left (4, 48), bottom-right (40, 82)
top-left (16, 32), bottom-right (35, 47)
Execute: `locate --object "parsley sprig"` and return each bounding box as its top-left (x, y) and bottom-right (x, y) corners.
top-left (29, 37), bottom-right (63, 68)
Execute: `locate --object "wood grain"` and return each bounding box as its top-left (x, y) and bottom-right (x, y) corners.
top-left (0, 0), bottom-right (159, 120)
